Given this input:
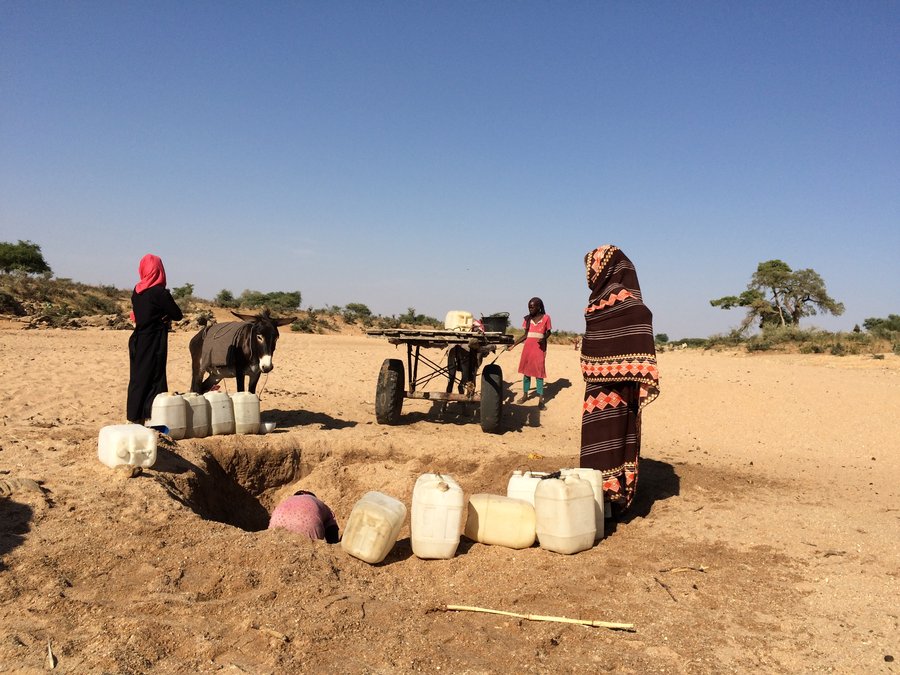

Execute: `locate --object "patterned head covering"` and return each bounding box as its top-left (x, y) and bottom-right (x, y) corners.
top-left (581, 245), bottom-right (659, 408)
top-left (135, 254), bottom-right (167, 294)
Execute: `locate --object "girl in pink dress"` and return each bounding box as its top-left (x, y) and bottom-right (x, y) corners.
top-left (506, 297), bottom-right (552, 408)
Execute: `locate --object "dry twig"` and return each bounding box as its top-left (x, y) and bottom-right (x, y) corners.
top-left (442, 604), bottom-right (634, 631)
top-left (658, 565), bottom-right (707, 574)
top-left (653, 577), bottom-right (677, 602)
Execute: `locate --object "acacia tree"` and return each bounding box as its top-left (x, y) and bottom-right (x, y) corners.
top-left (0, 240), bottom-right (52, 275)
top-left (711, 259), bottom-right (844, 331)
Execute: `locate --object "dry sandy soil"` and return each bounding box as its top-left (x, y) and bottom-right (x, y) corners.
top-left (0, 321), bottom-right (898, 674)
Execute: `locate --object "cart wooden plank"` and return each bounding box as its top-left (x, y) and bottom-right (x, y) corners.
top-left (366, 328), bottom-right (514, 348)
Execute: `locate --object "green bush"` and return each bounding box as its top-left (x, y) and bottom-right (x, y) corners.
top-left (677, 337), bottom-right (711, 348)
top-left (0, 290), bottom-right (24, 315)
top-left (172, 283), bottom-right (194, 300)
top-left (398, 307), bottom-right (442, 327)
top-left (237, 290), bottom-right (301, 313)
top-left (746, 339), bottom-right (771, 352)
top-left (291, 311), bottom-right (338, 334)
top-left (215, 289), bottom-right (239, 308)
top-left (863, 314), bottom-right (900, 338)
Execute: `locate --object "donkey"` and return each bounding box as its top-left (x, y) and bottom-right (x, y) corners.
top-left (445, 338), bottom-right (494, 398)
top-left (189, 310), bottom-right (296, 394)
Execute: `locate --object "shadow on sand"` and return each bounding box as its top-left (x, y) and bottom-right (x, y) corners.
top-left (388, 377), bottom-right (574, 433)
top-left (264, 408), bottom-right (357, 431)
top-left (606, 457), bottom-right (681, 533)
top-left (0, 499), bottom-right (33, 571)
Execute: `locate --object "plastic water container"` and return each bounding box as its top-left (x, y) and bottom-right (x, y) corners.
top-left (444, 310), bottom-right (474, 330)
top-left (98, 424), bottom-right (157, 468)
top-left (561, 467), bottom-right (606, 540)
top-left (204, 391), bottom-right (235, 435)
top-left (411, 473), bottom-right (465, 560)
top-left (231, 392), bottom-right (260, 435)
top-left (464, 494), bottom-right (536, 549)
top-left (534, 476), bottom-right (596, 554)
top-left (149, 393), bottom-right (188, 440)
top-left (182, 392), bottom-right (211, 438)
top-left (341, 491), bottom-right (407, 564)
top-left (506, 470), bottom-right (552, 507)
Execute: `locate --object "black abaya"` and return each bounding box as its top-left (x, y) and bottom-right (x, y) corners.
top-left (127, 285), bottom-right (183, 422)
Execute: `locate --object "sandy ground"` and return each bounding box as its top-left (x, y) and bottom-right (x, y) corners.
top-left (0, 323), bottom-right (898, 674)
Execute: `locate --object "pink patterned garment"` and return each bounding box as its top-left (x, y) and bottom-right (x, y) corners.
top-left (268, 494), bottom-right (337, 541)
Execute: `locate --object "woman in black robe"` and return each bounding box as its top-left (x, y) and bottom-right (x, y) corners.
top-left (126, 254), bottom-right (183, 423)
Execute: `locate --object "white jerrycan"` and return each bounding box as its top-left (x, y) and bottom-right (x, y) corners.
top-left (534, 475), bottom-right (596, 554)
top-left (464, 494), bottom-right (536, 550)
top-left (411, 473), bottom-right (465, 559)
top-left (98, 424), bottom-right (157, 468)
top-left (341, 491), bottom-right (407, 564)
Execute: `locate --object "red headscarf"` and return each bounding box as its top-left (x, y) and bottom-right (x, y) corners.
top-left (130, 254), bottom-right (167, 322)
top-left (135, 254), bottom-right (166, 293)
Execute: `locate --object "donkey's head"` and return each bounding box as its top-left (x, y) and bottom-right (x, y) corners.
top-left (231, 310), bottom-right (297, 373)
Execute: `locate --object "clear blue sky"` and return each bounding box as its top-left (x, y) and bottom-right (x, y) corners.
top-left (2, 2), bottom-right (897, 337)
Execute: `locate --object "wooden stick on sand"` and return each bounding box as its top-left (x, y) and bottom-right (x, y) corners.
top-left (443, 605), bottom-right (635, 632)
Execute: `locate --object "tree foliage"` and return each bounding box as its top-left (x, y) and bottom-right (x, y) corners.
top-left (863, 314), bottom-right (900, 338)
top-left (215, 289), bottom-right (238, 308)
top-left (399, 307), bottom-right (441, 327)
top-left (0, 240), bottom-right (52, 275)
top-left (711, 259), bottom-right (844, 331)
top-left (172, 282), bottom-right (194, 300)
top-left (234, 290), bottom-right (301, 313)
top-left (341, 303), bottom-right (373, 325)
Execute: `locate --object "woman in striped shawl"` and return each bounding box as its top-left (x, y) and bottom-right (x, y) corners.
top-left (580, 245), bottom-right (660, 516)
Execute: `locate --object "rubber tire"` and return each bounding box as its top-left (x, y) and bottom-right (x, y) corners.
top-left (375, 358), bottom-right (404, 424)
top-left (480, 363), bottom-right (503, 433)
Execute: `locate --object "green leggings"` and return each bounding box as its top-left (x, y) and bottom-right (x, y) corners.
top-left (522, 376), bottom-right (544, 395)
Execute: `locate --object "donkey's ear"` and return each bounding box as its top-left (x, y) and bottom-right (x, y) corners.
top-left (274, 316), bottom-right (297, 327)
top-left (231, 311), bottom-right (257, 322)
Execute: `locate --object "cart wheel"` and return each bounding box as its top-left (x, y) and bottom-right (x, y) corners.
top-left (480, 364), bottom-right (503, 433)
top-left (375, 358), bottom-right (404, 424)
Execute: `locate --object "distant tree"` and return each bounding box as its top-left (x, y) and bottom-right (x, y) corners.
top-left (172, 282), bottom-right (194, 300)
top-left (262, 291), bottom-right (301, 313)
top-left (655, 333), bottom-right (669, 344)
top-left (0, 240), bottom-right (52, 275)
top-left (711, 259), bottom-right (844, 331)
top-left (236, 290), bottom-right (301, 313)
top-left (342, 303), bottom-right (372, 325)
top-left (398, 307), bottom-right (441, 327)
top-left (863, 314), bottom-right (900, 337)
top-left (215, 289), bottom-right (238, 308)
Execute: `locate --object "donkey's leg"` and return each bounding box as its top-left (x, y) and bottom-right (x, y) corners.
top-left (199, 374), bottom-right (221, 394)
top-left (235, 366), bottom-right (246, 393)
top-left (247, 371), bottom-right (261, 395)
top-left (190, 366), bottom-right (203, 393)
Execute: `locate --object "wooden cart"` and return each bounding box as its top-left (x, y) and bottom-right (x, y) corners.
top-left (366, 328), bottom-right (515, 433)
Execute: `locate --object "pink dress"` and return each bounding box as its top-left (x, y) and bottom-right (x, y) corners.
top-left (517, 314), bottom-right (551, 378)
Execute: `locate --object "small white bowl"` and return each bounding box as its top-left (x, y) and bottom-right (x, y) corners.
top-left (259, 421), bottom-right (277, 434)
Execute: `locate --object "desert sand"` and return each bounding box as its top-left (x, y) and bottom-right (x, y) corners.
top-left (0, 323), bottom-right (898, 673)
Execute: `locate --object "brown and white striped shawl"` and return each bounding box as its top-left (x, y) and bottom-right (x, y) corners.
top-left (581, 245), bottom-right (660, 408)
